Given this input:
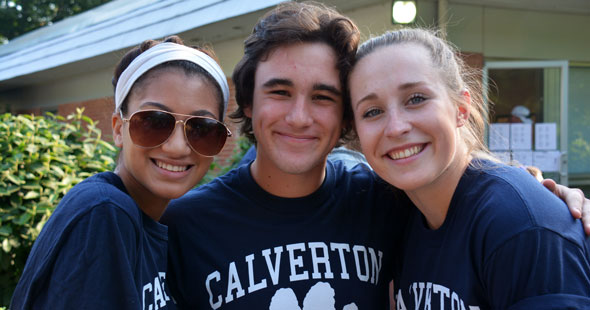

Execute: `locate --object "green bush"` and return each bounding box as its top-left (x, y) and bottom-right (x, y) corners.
top-left (0, 109), bottom-right (117, 306)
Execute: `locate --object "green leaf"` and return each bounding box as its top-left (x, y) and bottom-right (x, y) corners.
top-left (1, 239), bottom-right (11, 253)
top-left (50, 166), bottom-right (65, 178)
top-left (0, 227), bottom-right (11, 237)
top-left (4, 175), bottom-right (22, 186)
top-left (0, 186), bottom-right (19, 196)
top-left (81, 115), bottom-right (93, 125)
top-left (23, 191), bottom-right (40, 200)
top-left (26, 144), bottom-right (38, 154)
top-left (14, 213), bottom-right (32, 226)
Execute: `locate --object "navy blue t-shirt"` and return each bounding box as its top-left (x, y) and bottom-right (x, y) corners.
top-left (161, 161), bottom-right (409, 309)
top-left (11, 172), bottom-right (175, 310)
top-left (394, 160), bottom-right (590, 309)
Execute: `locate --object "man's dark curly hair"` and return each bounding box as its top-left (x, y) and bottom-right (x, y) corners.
top-left (230, 1), bottom-right (360, 144)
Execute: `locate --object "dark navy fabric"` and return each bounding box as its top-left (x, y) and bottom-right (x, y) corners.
top-left (237, 145), bottom-right (256, 166)
top-left (161, 161), bottom-right (409, 309)
top-left (11, 172), bottom-right (175, 310)
top-left (394, 160), bottom-right (590, 310)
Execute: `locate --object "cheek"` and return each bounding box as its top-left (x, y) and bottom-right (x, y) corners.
top-left (202, 156), bottom-right (214, 169)
top-left (254, 101), bottom-right (281, 123)
top-left (318, 105), bottom-right (344, 129)
top-left (355, 123), bottom-right (378, 156)
top-left (191, 155), bottom-right (213, 179)
top-left (355, 119), bottom-right (376, 141)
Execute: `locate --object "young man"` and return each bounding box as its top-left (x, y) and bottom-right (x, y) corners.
top-left (161, 3), bottom-right (402, 309)
top-left (161, 2), bottom-right (590, 309)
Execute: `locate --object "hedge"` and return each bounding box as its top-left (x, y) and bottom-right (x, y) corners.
top-left (0, 109), bottom-right (117, 305)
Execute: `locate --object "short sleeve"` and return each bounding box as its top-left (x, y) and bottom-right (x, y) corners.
top-left (13, 204), bottom-right (141, 309)
top-left (484, 227), bottom-right (590, 309)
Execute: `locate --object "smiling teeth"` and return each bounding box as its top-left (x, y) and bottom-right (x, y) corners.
top-left (389, 145), bottom-right (423, 160)
top-left (156, 161), bottom-right (188, 172)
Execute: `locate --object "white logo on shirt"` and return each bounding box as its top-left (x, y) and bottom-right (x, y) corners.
top-left (269, 282), bottom-right (358, 310)
top-left (396, 282), bottom-right (480, 310)
top-left (205, 241), bottom-right (383, 309)
top-left (143, 272), bottom-right (171, 310)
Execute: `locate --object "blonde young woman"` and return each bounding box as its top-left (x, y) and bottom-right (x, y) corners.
top-left (350, 28), bottom-right (590, 309)
top-left (12, 36), bottom-right (231, 309)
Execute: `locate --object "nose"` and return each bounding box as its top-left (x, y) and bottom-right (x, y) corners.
top-left (285, 95), bottom-right (313, 128)
top-left (160, 121), bottom-right (193, 156)
top-left (384, 108), bottom-right (411, 138)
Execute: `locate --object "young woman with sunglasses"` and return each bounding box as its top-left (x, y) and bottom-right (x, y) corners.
top-left (11, 36), bottom-right (231, 309)
top-left (349, 28), bottom-right (590, 309)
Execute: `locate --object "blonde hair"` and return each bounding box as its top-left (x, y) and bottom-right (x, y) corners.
top-left (354, 28), bottom-right (493, 160)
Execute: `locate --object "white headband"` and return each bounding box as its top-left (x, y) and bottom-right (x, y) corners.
top-left (115, 42), bottom-right (230, 118)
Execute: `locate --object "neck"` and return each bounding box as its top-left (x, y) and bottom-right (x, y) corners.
top-left (249, 158), bottom-right (327, 198)
top-left (405, 151), bottom-right (471, 230)
top-left (115, 164), bottom-right (169, 221)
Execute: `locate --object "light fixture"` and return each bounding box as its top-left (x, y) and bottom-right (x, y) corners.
top-left (391, 0), bottom-right (417, 24)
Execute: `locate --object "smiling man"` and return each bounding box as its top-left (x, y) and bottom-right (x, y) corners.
top-left (160, 2), bottom-right (407, 309)
top-left (246, 42), bottom-right (344, 197)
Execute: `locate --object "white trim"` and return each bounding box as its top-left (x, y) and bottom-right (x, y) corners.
top-left (0, 0), bottom-right (286, 82)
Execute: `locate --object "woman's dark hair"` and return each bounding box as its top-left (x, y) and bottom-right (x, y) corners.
top-left (112, 35), bottom-right (225, 120)
top-left (230, 1), bottom-right (360, 144)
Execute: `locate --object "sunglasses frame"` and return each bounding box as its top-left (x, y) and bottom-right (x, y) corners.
top-left (120, 109), bottom-right (232, 157)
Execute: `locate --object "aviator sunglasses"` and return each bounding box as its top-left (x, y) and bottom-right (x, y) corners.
top-left (121, 109), bottom-right (231, 157)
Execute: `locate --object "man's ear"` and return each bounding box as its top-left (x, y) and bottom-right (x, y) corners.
top-left (457, 90), bottom-right (471, 128)
top-left (243, 104), bottom-right (253, 118)
top-left (112, 112), bottom-right (124, 148)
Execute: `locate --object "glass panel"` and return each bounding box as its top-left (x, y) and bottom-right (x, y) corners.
top-left (488, 68), bottom-right (543, 124)
top-left (568, 67), bottom-right (590, 178)
top-left (487, 67), bottom-right (562, 181)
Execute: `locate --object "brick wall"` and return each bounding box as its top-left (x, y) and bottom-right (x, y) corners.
top-left (58, 97), bottom-right (115, 140)
top-left (216, 81), bottom-right (241, 166)
top-left (14, 107), bottom-right (42, 115)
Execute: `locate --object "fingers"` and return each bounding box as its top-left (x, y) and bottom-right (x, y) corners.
top-left (541, 178), bottom-right (557, 194)
top-left (562, 184), bottom-right (583, 219)
top-left (582, 196), bottom-right (590, 235)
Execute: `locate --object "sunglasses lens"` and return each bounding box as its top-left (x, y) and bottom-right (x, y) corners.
top-left (185, 117), bottom-right (228, 156)
top-left (128, 111), bottom-right (175, 148)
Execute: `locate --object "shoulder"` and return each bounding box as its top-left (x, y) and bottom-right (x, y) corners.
top-left (175, 165), bottom-right (241, 202)
top-left (162, 166), bottom-right (243, 224)
top-left (461, 161), bottom-right (586, 254)
top-left (332, 161), bottom-right (403, 208)
top-left (329, 160), bottom-right (381, 189)
top-left (69, 172), bottom-right (135, 205)
top-left (49, 172), bottom-right (141, 230)
top-left (467, 162), bottom-right (567, 223)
